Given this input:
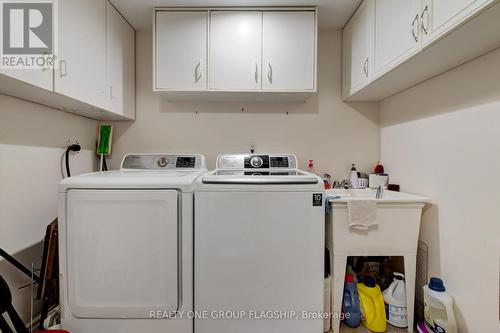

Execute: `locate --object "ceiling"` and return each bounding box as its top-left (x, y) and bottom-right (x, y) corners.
top-left (110, 0), bottom-right (362, 31)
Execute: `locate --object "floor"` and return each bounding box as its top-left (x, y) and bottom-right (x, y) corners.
top-left (338, 323), bottom-right (411, 332)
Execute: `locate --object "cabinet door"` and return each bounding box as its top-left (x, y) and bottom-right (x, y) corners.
top-left (262, 11), bottom-right (315, 90)
top-left (0, 68), bottom-right (52, 91)
top-left (342, 0), bottom-right (374, 97)
top-left (55, 0), bottom-right (107, 109)
top-left (210, 11), bottom-right (262, 90)
top-left (106, 2), bottom-right (135, 119)
top-left (421, 0), bottom-right (493, 46)
top-left (373, 0), bottom-right (422, 77)
top-left (155, 11), bottom-right (207, 90)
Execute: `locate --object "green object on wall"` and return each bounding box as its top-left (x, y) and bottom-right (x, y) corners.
top-left (97, 125), bottom-right (113, 155)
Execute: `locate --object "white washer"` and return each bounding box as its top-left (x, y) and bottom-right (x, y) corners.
top-left (195, 153), bottom-right (324, 333)
top-left (58, 153), bottom-right (206, 333)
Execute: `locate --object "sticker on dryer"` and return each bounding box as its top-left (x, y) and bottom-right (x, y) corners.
top-left (312, 193), bottom-right (323, 206)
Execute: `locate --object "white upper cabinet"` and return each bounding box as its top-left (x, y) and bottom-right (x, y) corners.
top-left (342, 0), bottom-right (374, 97)
top-left (209, 11), bottom-right (262, 90)
top-left (420, 0), bottom-right (493, 46)
top-left (55, 0), bottom-right (107, 109)
top-left (153, 8), bottom-right (317, 99)
top-left (0, 0), bottom-right (135, 120)
top-left (343, 0), bottom-right (500, 101)
top-left (373, 0), bottom-right (422, 77)
top-left (262, 12), bottom-right (316, 90)
top-left (106, 2), bottom-right (135, 119)
top-left (155, 11), bottom-right (207, 90)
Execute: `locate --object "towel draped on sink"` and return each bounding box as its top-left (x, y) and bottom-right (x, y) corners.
top-left (347, 200), bottom-right (378, 230)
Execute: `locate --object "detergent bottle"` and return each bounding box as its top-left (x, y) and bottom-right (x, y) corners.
top-left (423, 278), bottom-right (457, 333)
top-left (357, 276), bottom-right (387, 332)
top-left (342, 274), bottom-right (361, 328)
top-left (383, 272), bottom-right (408, 328)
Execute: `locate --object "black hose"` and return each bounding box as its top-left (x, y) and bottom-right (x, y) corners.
top-left (65, 144), bottom-right (81, 178)
top-left (103, 155), bottom-right (108, 171)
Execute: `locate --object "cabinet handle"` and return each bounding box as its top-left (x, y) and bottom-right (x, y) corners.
top-left (411, 14), bottom-right (419, 42)
top-left (267, 62), bottom-right (273, 83)
top-left (109, 86), bottom-right (114, 100)
top-left (421, 5), bottom-right (429, 35)
top-left (254, 60), bottom-right (258, 83)
top-left (363, 58), bottom-right (369, 78)
top-left (195, 60), bottom-right (203, 82)
top-left (59, 60), bottom-right (67, 77)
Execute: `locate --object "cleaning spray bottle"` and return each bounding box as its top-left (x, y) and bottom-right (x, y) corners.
top-left (383, 272), bottom-right (408, 328)
top-left (308, 160), bottom-right (316, 175)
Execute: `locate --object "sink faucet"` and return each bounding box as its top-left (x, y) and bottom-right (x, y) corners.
top-left (338, 179), bottom-right (351, 189)
top-left (376, 185), bottom-right (385, 199)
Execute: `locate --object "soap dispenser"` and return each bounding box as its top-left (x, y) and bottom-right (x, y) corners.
top-left (350, 163), bottom-right (359, 189)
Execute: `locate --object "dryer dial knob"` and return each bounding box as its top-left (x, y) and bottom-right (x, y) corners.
top-left (250, 156), bottom-right (263, 168)
top-left (157, 157), bottom-right (168, 168)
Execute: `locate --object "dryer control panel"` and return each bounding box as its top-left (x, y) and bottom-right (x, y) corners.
top-left (121, 154), bottom-right (205, 170)
top-left (216, 154), bottom-right (297, 170)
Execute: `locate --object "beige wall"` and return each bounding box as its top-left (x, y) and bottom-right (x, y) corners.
top-left (0, 95), bottom-right (97, 320)
top-left (108, 29), bottom-right (380, 179)
top-left (380, 48), bottom-right (500, 332)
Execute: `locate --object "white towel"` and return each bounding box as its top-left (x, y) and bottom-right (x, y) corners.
top-left (347, 200), bottom-right (378, 230)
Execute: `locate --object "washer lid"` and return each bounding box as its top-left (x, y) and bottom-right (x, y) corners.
top-left (59, 153), bottom-right (207, 192)
top-left (202, 169), bottom-right (319, 184)
top-left (59, 170), bottom-right (206, 192)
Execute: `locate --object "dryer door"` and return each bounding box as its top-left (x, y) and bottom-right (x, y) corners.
top-left (66, 189), bottom-right (179, 318)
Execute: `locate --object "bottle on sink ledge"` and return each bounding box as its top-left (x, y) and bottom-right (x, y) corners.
top-left (350, 163), bottom-right (359, 189)
top-left (307, 159), bottom-right (316, 174)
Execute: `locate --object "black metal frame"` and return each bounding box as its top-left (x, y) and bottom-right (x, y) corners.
top-left (0, 248), bottom-right (41, 284)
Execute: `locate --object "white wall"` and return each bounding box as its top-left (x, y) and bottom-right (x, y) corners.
top-left (380, 48), bottom-right (500, 332)
top-left (0, 94), bottom-right (97, 320)
top-left (107, 29), bottom-right (380, 179)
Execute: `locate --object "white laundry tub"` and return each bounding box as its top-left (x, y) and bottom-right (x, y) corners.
top-left (326, 189), bottom-right (430, 256)
top-left (325, 189), bottom-right (430, 333)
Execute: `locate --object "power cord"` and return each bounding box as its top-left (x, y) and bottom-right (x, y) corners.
top-left (65, 144), bottom-right (81, 178)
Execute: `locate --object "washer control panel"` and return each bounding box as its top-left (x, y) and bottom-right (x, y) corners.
top-left (121, 154), bottom-right (205, 170)
top-left (217, 154), bottom-right (297, 170)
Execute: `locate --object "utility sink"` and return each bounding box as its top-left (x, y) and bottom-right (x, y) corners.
top-left (325, 188), bottom-right (430, 333)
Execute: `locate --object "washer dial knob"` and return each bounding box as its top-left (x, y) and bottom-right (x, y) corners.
top-left (157, 157), bottom-right (168, 168)
top-left (250, 156), bottom-right (263, 168)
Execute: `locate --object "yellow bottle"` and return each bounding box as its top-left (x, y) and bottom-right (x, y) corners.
top-left (357, 277), bottom-right (387, 332)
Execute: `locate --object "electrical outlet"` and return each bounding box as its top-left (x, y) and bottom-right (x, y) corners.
top-left (65, 139), bottom-right (81, 154)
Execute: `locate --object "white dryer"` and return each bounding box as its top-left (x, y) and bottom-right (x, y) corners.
top-left (58, 153), bottom-right (206, 333)
top-left (194, 154), bottom-right (324, 333)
